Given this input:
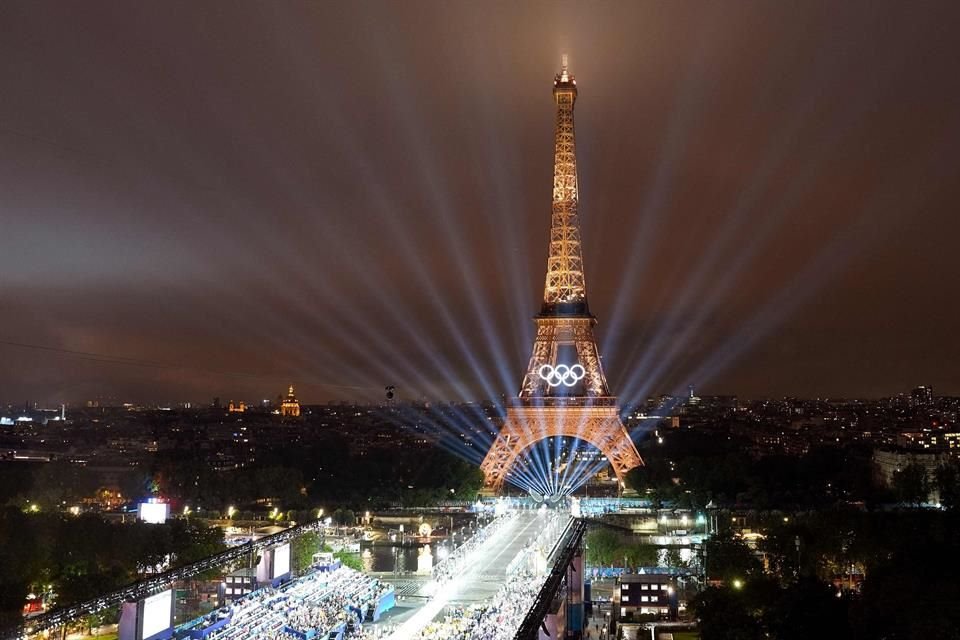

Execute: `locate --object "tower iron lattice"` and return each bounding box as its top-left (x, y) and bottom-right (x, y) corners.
top-left (480, 57), bottom-right (644, 494)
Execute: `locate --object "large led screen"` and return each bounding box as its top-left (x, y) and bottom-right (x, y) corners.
top-left (141, 589), bottom-right (172, 640)
top-left (138, 502), bottom-right (169, 524)
top-left (273, 543), bottom-right (290, 578)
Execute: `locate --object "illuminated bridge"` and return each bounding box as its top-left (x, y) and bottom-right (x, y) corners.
top-left (386, 509), bottom-right (586, 640)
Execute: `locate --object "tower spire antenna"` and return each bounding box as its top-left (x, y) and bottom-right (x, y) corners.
top-left (479, 62), bottom-right (644, 496)
top-left (546, 51), bottom-right (583, 313)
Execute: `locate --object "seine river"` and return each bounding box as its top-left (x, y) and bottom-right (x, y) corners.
top-left (359, 544), bottom-right (432, 573)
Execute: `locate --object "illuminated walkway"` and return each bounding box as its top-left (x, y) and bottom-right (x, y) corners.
top-left (384, 509), bottom-right (567, 640)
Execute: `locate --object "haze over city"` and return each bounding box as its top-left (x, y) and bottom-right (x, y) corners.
top-left (3, 1), bottom-right (958, 406)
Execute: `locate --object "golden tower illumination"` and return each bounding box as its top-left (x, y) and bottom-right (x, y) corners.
top-left (479, 58), bottom-right (644, 494)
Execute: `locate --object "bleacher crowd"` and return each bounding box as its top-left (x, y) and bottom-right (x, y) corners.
top-left (410, 574), bottom-right (539, 640)
top-left (183, 566), bottom-right (393, 640)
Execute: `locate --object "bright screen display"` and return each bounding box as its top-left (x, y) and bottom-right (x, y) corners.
top-left (273, 543), bottom-right (290, 577)
top-left (141, 589), bottom-right (172, 639)
top-left (138, 502), bottom-right (169, 524)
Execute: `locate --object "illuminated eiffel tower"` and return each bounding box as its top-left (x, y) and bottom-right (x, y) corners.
top-left (480, 57), bottom-right (644, 494)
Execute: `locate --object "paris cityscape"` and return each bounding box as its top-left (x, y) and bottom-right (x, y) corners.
top-left (2, 3), bottom-right (959, 640)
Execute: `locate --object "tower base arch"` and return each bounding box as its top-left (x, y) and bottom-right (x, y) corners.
top-left (480, 399), bottom-right (643, 494)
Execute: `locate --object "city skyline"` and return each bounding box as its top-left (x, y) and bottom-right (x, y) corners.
top-left (3, 1), bottom-right (960, 405)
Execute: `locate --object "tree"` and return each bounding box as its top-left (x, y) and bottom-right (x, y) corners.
top-left (764, 578), bottom-right (850, 640)
top-left (332, 508), bottom-right (356, 527)
top-left (934, 461), bottom-right (960, 510)
top-left (586, 529), bottom-right (620, 567)
top-left (851, 517), bottom-right (960, 640)
top-left (334, 551), bottom-right (363, 571)
top-left (704, 531), bottom-right (763, 583)
top-left (292, 531), bottom-right (322, 573)
top-left (0, 507), bottom-right (41, 628)
top-left (253, 466), bottom-right (306, 508)
top-left (664, 547), bottom-right (687, 569)
top-left (118, 469), bottom-right (152, 504)
top-left (691, 587), bottom-right (762, 640)
top-left (619, 543), bottom-right (657, 570)
top-left (0, 465), bottom-right (34, 507)
top-left (30, 463), bottom-right (99, 510)
top-left (892, 462), bottom-right (929, 507)
top-left (168, 520), bottom-right (226, 567)
top-left (624, 458), bottom-right (675, 500)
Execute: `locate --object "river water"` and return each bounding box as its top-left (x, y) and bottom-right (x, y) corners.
top-left (360, 544), bottom-right (425, 573)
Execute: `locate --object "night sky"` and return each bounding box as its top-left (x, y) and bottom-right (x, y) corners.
top-left (2, 1), bottom-right (958, 405)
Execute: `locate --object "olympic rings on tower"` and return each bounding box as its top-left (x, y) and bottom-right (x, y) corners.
top-left (537, 363), bottom-right (586, 387)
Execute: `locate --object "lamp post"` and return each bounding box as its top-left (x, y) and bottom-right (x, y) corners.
top-left (393, 542), bottom-right (399, 578)
top-left (795, 536), bottom-right (801, 576)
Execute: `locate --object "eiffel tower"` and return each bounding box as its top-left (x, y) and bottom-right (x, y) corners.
top-left (480, 57), bottom-right (644, 495)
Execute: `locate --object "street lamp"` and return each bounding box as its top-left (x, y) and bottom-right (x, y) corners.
top-left (227, 506), bottom-right (236, 519)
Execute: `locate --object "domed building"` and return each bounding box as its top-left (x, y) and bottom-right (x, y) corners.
top-left (280, 385), bottom-right (300, 417)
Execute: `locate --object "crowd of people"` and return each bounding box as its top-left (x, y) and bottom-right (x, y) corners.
top-left (415, 574), bottom-right (541, 640)
top-left (187, 507), bottom-right (569, 640)
top-left (280, 569), bottom-right (393, 639)
top-left (190, 566), bottom-right (393, 640)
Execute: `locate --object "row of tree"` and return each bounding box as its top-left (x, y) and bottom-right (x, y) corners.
top-left (151, 435), bottom-right (484, 509)
top-left (585, 528), bottom-right (687, 571)
top-left (891, 459), bottom-right (960, 507)
top-left (0, 435), bottom-right (485, 516)
top-left (692, 509), bottom-right (960, 639)
top-left (0, 507), bottom-right (226, 630)
top-left (625, 428), bottom-right (960, 511)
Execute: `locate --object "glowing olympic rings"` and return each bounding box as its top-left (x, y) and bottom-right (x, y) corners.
top-left (537, 363), bottom-right (586, 387)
